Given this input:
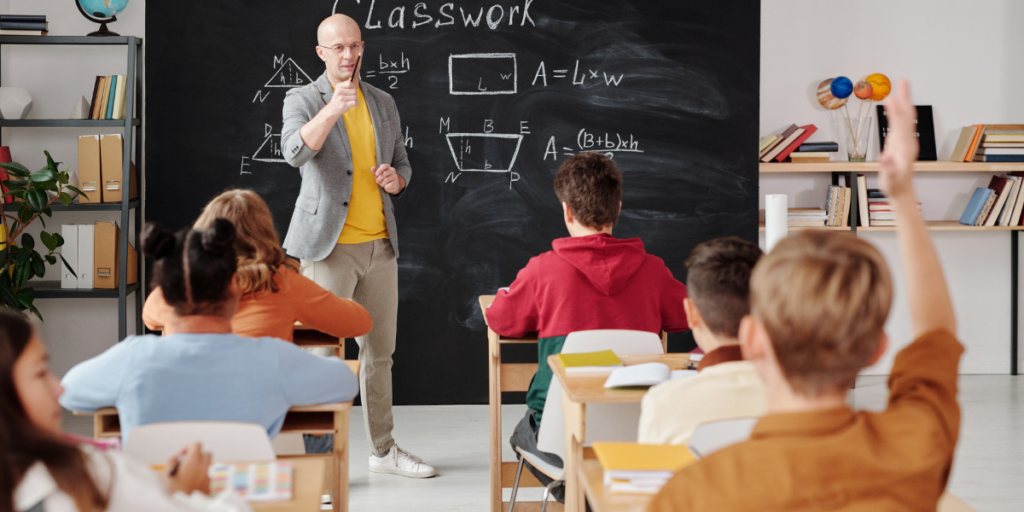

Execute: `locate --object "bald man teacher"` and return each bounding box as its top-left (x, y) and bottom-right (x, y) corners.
top-left (281, 14), bottom-right (435, 478)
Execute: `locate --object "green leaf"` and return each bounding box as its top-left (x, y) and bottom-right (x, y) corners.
top-left (13, 252), bottom-right (31, 288)
top-left (0, 284), bottom-right (21, 310)
top-left (57, 173), bottom-right (69, 185)
top-left (58, 192), bottom-right (72, 206)
top-left (18, 207), bottom-right (32, 223)
top-left (19, 233), bottom-right (33, 251)
top-left (0, 162), bottom-right (30, 177)
top-left (64, 185), bottom-right (88, 201)
top-left (54, 233), bottom-right (64, 248)
top-left (44, 151), bottom-right (57, 173)
top-left (5, 179), bottom-right (28, 189)
top-left (39, 231), bottom-right (54, 251)
top-left (30, 168), bottom-right (55, 183)
top-left (30, 255), bottom-right (45, 278)
top-left (59, 253), bottom-right (76, 278)
top-left (44, 255), bottom-right (55, 265)
top-left (26, 189), bottom-right (44, 212)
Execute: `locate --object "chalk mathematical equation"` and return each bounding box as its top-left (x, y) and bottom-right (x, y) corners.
top-left (253, 55), bottom-right (314, 104)
top-left (544, 129), bottom-right (643, 160)
top-left (532, 60), bottom-right (624, 87)
top-left (441, 118), bottom-right (530, 188)
top-left (363, 52), bottom-right (411, 90)
top-left (449, 53), bottom-right (517, 95)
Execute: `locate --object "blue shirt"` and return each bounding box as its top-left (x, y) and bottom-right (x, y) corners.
top-left (59, 333), bottom-right (359, 443)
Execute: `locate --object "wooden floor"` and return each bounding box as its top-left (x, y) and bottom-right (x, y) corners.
top-left (62, 375), bottom-right (1023, 512)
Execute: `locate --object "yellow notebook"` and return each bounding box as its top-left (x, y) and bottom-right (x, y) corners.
top-left (593, 442), bottom-right (696, 472)
top-left (557, 350), bottom-right (623, 373)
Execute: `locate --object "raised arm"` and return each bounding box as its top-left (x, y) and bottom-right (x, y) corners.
top-left (878, 80), bottom-right (956, 338)
top-left (281, 81), bottom-right (358, 168)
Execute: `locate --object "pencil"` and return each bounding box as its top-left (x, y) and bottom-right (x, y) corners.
top-left (349, 54), bottom-right (361, 84)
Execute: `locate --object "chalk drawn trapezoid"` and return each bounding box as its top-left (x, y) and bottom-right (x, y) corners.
top-left (448, 53), bottom-right (517, 96)
top-left (253, 134), bottom-right (286, 163)
top-left (445, 133), bottom-right (523, 173)
top-left (265, 58), bottom-right (314, 88)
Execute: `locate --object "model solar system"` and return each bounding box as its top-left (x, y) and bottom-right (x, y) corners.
top-left (817, 73), bottom-right (891, 161)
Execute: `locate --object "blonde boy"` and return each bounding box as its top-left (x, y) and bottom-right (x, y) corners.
top-left (650, 81), bottom-right (963, 511)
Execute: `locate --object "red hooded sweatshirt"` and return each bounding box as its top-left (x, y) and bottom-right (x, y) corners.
top-left (486, 233), bottom-right (689, 419)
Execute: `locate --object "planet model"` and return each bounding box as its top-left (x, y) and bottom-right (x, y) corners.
top-left (830, 76), bottom-right (854, 99)
top-left (817, 78), bottom-right (848, 110)
top-left (78, 0), bottom-right (130, 18)
top-left (865, 73), bottom-right (891, 101)
top-left (854, 81), bottom-right (874, 100)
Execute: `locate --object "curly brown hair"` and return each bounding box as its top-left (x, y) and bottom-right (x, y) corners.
top-left (553, 153), bottom-right (623, 229)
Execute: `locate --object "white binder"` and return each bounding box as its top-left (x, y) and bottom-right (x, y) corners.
top-left (77, 223), bottom-right (94, 289)
top-left (60, 225), bottom-right (78, 289)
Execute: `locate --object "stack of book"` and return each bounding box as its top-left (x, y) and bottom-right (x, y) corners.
top-left (787, 208), bottom-right (828, 227)
top-left (958, 175), bottom-right (1024, 226)
top-left (866, 189), bottom-right (921, 227)
top-left (88, 76), bottom-right (130, 120)
top-left (592, 442), bottom-right (696, 495)
top-left (759, 124), bottom-right (818, 163)
top-left (0, 15), bottom-right (47, 36)
top-left (788, 141), bottom-right (839, 163)
top-left (950, 125), bottom-right (1024, 163)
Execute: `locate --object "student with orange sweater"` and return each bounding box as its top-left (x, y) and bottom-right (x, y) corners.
top-left (143, 189), bottom-right (371, 342)
top-left (650, 81), bottom-right (963, 511)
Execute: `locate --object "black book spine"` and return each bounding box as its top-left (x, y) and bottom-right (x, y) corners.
top-left (794, 142), bottom-right (839, 152)
top-left (0, 22), bottom-right (46, 30)
top-left (0, 15), bottom-right (46, 22)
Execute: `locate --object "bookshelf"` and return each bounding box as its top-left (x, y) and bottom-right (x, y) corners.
top-left (760, 161), bottom-right (1021, 375)
top-left (0, 36), bottom-right (144, 340)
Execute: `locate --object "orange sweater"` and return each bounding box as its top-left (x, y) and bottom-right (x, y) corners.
top-left (142, 267), bottom-right (372, 342)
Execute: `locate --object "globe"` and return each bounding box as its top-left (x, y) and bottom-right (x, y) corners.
top-left (77, 0), bottom-right (130, 19)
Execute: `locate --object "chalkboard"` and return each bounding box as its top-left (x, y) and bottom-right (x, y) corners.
top-left (146, 0), bottom-right (760, 405)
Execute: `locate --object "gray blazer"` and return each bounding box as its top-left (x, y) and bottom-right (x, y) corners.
top-left (280, 72), bottom-right (412, 261)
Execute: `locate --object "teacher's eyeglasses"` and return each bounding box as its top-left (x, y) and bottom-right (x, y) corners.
top-left (318, 42), bottom-right (365, 55)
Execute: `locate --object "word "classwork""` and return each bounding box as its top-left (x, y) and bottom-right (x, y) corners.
top-left (362, 0), bottom-right (537, 30)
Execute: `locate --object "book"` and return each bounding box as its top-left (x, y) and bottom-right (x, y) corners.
top-left (869, 202), bottom-right (920, 212)
top-left (827, 186), bottom-right (840, 226)
top-left (788, 208), bottom-right (827, 219)
top-left (870, 220), bottom-right (898, 226)
top-left (112, 75), bottom-right (127, 120)
top-left (857, 174), bottom-right (869, 227)
top-left (209, 461), bottom-right (293, 502)
top-left (0, 29), bottom-right (47, 35)
top-left (984, 134), bottom-right (1024, 143)
top-left (97, 76), bottom-right (111, 121)
top-left (788, 220), bottom-right (825, 227)
top-left (984, 176), bottom-right (1012, 226)
top-left (760, 124), bottom-right (799, 159)
top-left (973, 155), bottom-right (1024, 162)
top-left (0, 15), bottom-right (46, 22)
top-left (90, 76), bottom-right (105, 120)
top-left (878, 105), bottom-right (936, 161)
top-left (762, 126), bottom-right (805, 163)
top-left (840, 187), bottom-right (852, 227)
top-left (982, 142), bottom-right (1024, 148)
top-left (759, 135), bottom-right (779, 153)
top-left (977, 191), bottom-right (997, 227)
top-left (787, 156), bottom-right (828, 163)
top-left (1000, 177), bottom-right (1022, 226)
top-left (950, 126), bottom-right (978, 163)
top-left (0, 22), bottom-right (46, 31)
top-left (1011, 175), bottom-right (1024, 226)
top-left (773, 124), bottom-right (818, 162)
top-left (975, 148), bottom-right (1024, 155)
top-left (789, 152), bottom-right (831, 158)
top-left (793, 141), bottom-right (838, 152)
top-left (558, 350), bottom-right (623, 373)
top-left (869, 212), bottom-right (898, 220)
top-left (593, 442), bottom-right (696, 495)
top-left (105, 75), bottom-right (117, 120)
top-left (965, 124), bottom-right (987, 162)
top-left (603, 363), bottom-right (696, 388)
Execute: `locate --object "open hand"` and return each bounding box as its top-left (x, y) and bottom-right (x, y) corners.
top-left (329, 80), bottom-right (359, 117)
top-left (373, 164), bottom-right (405, 194)
top-left (878, 80), bottom-right (919, 203)
top-left (162, 442), bottom-right (212, 496)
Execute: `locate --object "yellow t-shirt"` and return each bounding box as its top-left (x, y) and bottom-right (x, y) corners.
top-left (338, 86), bottom-right (388, 244)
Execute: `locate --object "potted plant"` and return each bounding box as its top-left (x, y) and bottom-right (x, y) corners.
top-left (0, 151), bottom-right (87, 318)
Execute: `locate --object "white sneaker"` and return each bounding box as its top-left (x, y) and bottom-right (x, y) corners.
top-left (368, 445), bottom-right (437, 478)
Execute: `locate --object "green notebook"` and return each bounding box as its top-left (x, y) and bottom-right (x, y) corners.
top-left (558, 350), bottom-right (624, 373)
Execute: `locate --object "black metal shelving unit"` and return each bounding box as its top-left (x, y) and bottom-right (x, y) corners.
top-left (0, 36), bottom-right (144, 340)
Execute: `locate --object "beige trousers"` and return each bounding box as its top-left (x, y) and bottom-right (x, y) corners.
top-left (301, 239), bottom-right (397, 455)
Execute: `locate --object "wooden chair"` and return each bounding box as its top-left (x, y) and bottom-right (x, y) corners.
top-left (479, 296), bottom-right (667, 512)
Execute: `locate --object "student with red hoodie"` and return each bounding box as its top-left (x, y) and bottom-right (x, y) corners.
top-left (485, 152), bottom-right (689, 500)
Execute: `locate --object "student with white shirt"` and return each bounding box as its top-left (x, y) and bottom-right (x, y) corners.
top-left (638, 237), bottom-right (769, 446)
top-left (0, 309), bottom-right (248, 512)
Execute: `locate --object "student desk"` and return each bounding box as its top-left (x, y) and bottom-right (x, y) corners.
top-left (549, 353), bottom-right (690, 512)
top-left (294, 322), bottom-right (346, 357)
top-left (249, 458), bottom-right (325, 512)
top-left (74, 359), bottom-right (359, 512)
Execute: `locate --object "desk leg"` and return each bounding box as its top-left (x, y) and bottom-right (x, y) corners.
top-left (563, 392), bottom-right (586, 512)
top-left (334, 408), bottom-right (349, 512)
top-left (489, 334), bottom-right (502, 512)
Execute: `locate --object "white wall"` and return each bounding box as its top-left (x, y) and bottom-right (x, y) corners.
top-left (0, 0), bottom-right (145, 376)
top-left (761, 0), bottom-right (1024, 374)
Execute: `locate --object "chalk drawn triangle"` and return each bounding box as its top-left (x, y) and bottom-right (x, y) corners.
top-left (253, 134), bottom-right (285, 162)
top-left (265, 58), bottom-right (313, 88)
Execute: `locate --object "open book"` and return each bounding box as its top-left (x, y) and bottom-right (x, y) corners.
top-left (603, 362), bottom-right (697, 388)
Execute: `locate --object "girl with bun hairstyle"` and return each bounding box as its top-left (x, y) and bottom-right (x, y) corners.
top-left (0, 309), bottom-right (250, 512)
top-left (143, 189), bottom-right (372, 342)
top-left (59, 219), bottom-right (358, 443)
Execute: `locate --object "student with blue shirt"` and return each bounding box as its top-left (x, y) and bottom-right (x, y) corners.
top-left (59, 218), bottom-right (359, 443)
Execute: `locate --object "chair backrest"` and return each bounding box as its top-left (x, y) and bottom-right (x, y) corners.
top-left (536, 330), bottom-right (666, 457)
top-left (687, 417), bottom-right (759, 459)
top-left (124, 421), bottom-right (276, 464)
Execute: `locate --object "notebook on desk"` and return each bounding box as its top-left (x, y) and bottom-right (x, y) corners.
top-left (209, 461), bottom-right (293, 502)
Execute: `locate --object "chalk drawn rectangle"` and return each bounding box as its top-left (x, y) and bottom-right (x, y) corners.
top-left (445, 133), bottom-right (523, 172)
top-left (448, 53), bottom-right (517, 96)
